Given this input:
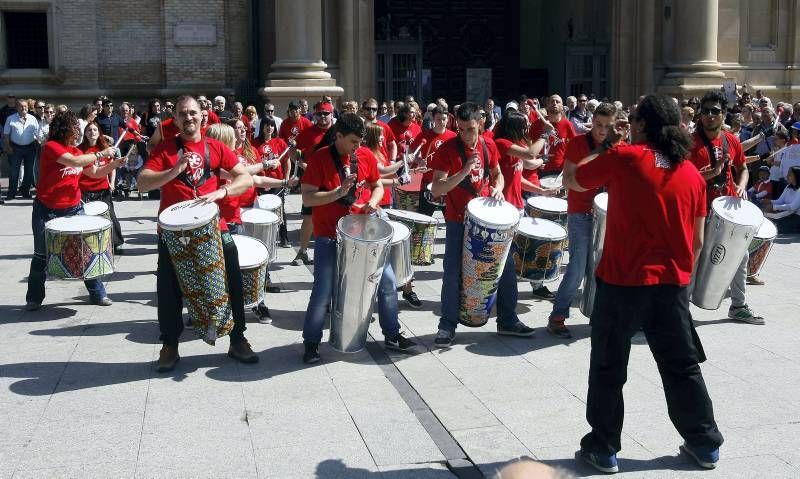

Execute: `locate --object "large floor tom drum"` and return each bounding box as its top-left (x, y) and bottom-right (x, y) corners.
top-left (45, 215), bottom-right (114, 280)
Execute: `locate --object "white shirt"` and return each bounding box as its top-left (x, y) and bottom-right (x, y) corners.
top-left (252, 115), bottom-right (282, 139)
top-left (3, 113), bottom-right (39, 145)
top-left (772, 186), bottom-right (800, 213)
top-left (776, 144), bottom-right (800, 181)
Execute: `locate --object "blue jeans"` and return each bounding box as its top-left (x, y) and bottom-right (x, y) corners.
top-left (302, 236), bottom-right (401, 343)
top-left (438, 221), bottom-right (519, 333)
top-left (26, 200), bottom-right (107, 304)
top-left (550, 213), bottom-right (593, 320)
top-left (7, 143), bottom-right (36, 197)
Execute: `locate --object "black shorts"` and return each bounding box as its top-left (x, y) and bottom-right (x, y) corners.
top-left (301, 205), bottom-right (312, 215)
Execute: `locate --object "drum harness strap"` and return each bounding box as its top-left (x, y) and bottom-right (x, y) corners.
top-left (174, 136), bottom-right (212, 198)
top-left (698, 129), bottom-right (730, 195)
top-left (328, 146), bottom-right (360, 207)
top-left (455, 137), bottom-right (491, 196)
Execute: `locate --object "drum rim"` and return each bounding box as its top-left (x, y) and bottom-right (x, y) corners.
top-left (45, 215), bottom-right (112, 233)
top-left (337, 215), bottom-right (394, 243)
top-left (517, 217), bottom-right (567, 240)
top-left (593, 192), bottom-right (609, 212)
top-left (466, 198), bottom-right (521, 227)
top-left (158, 200), bottom-right (220, 230)
top-left (232, 235), bottom-right (270, 268)
top-left (387, 220), bottom-right (412, 244)
top-left (257, 194), bottom-right (282, 207)
top-left (384, 208), bottom-right (438, 224)
top-left (754, 217), bottom-right (778, 239)
top-left (241, 208), bottom-right (280, 225)
top-left (82, 201), bottom-right (109, 213)
top-left (710, 196), bottom-right (764, 227)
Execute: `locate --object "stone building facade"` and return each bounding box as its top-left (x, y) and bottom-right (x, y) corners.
top-left (0, 0), bottom-right (798, 111)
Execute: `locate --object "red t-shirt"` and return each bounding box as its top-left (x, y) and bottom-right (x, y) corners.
top-left (295, 124), bottom-right (330, 157)
top-left (78, 145), bottom-right (111, 192)
top-left (575, 144), bottom-right (707, 286)
top-left (430, 136), bottom-right (500, 222)
top-left (564, 133), bottom-right (600, 214)
top-left (159, 118), bottom-right (179, 141)
top-left (37, 141), bottom-right (85, 209)
top-left (482, 130), bottom-right (495, 141)
top-left (278, 116), bottom-right (313, 142)
top-left (373, 149), bottom-right (393, 206)
top-left (412, 128), bottom-right (457, 184)
top-left (120, 118), bottom-right (142, 142)
top-left (207, 110), bottom-right (220, 125)
top-left (257, 137), bottom-right (289, 180)
top-left (687, 131), bottom-right (746, 200)
top-left (374, 120), bottom-right (396, 161)
top-left (236, 144), bottom-right (259, 208)
top-left (494, 138), bottom-right (525, 209)
top-left (145, 136), bottom-right (239, 231)
top-left (754, 179), bottom-right (773, 197)
top-left (301, 145), bottom-right (381, 238)
top-left (530, 116), bottom-right (576, 173)
top-left (388, 118), bottom-right (422, 157)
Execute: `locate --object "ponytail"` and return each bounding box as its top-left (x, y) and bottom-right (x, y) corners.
top-left (637, 95), bottom-right (692, 165)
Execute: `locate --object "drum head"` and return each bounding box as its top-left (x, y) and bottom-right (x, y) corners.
top-left (83, 201), bottom-right (109, 216)
top-left (755, 217), bottom-right (777, 240)
top-left (387, 220), bottom-right (411, 244)
top-left (466, 198), bottom-right (520, 227)
top-left (241, 208), bottom-right (280, 225)
top-left (517, 217), bottom-right (567, 240)
top-left (257, 194), bottom-right (282, 210)
top-left (158, 200), bottom-right (219, 231)
top-left (385, 208), bottom-right (438, 225)
top-left (45, 215), bottom-right (111, 233)
top-left (540, 176), bottom-right (563, 189)
top-left (711, 196), bottom-right (764, 227)
top-left (593, 192), bottom-right (608, 214)
top-left (526, 196), bottom-right (568, 213)
top-left (337, 215), bottom-right (393, 243)
top-left (233, 235), bottom-right (269, 268)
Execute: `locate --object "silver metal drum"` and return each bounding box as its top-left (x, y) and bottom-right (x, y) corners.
top-left (580, 192), bottom-right (608, 318)
top-left (387, 220), bottom-right (413, 286)
top-left (691, 196), bottom-right (764, 310)
top-left (240, 208), bottom-right (280, 262)
top-left (330, 215), bottom-right (394, 353)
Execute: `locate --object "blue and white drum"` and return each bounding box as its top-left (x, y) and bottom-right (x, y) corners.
top-left (511, 217), bottom-right (567, 282)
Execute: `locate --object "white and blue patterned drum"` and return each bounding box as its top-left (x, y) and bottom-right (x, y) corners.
top-left (512, 217), bottom-right (567, 282)
top-left (460, 198), bottom-right (520, 327)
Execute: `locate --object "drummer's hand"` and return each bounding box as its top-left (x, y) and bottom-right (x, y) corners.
top-left (265, 159), bottom-right (279, 169)
top-left (100, 147), bottom-right (117, 158)
top-left (197, 188), bottom-right (227, 204)
top-left (288, 139), bottom-right (297, 149)
top-left (339, 174), bottom-right (357, 193)
top-left (543, 188), bottom-right (558, 197)
top-left (173, 154), bottom-right (190, 174)
top-left (363, 202), bottom-right (380, 215)
top-left (110, 155), bottom-right (126, 167)
top-left (735, 184), bottom-right (748, 200)
top-left (489, 186), bottom-right (504, 202)
top-left (412, 167), bottom-right (431, 174)
top-left (287, 177), bottom-right (299, 187)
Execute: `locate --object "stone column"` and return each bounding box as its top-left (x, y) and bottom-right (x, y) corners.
top-left (338, 0), bottom-right (375, 102)
top-left (261, 0), bottom-right (343, 111)
top-left (661, 0), bottom-right (724, 97)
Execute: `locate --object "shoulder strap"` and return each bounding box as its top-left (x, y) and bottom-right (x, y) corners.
top-left (455, 138), bottom-right (488, 196)
top-left (329, 146), bottom-right (358, 207)
top-left (697, 129), bottom-right (729, 187)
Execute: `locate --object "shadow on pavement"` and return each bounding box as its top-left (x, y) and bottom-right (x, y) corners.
top-left (314, 458), bottom-right (452, 478)
top-left (0, 304), bottom-right (77, 324)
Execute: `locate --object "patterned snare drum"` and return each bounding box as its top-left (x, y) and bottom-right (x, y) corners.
top-left (525, 196), bottom-right (568, 227)
top-left (158, 200), bottom-right (232, 344)
top-left (396, 173), bottom-right (422, 211)
top-left (45, 215), bottom-right (114, 280)
top-left (385, 209), bottom-right (438, 265)
top-left (511, 217), bottom-right (567, 282)
top-left (256, 194), bottom-right (284, 224)
top-left (241, 208), bottom-right (280, 263)
top-left (460, 198), bottom-right (520, 327)
top-left (747, 218), bottom-right (777, 277)
top-left (232, 235), bottom-right (269, 307)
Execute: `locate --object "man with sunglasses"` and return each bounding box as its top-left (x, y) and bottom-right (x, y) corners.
top-left (688, 90), bottom-right (764, 325)
top-left (569, 95), bottom-right (593, 134)
top-left (362, 98), bottom-right (398, 163)
top-left (291, 101), bottom-right (336, 266)
top-left (261, 102), bottom-right (282, 134)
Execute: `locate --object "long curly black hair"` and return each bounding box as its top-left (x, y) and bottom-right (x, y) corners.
top-left (47, 110), bottom-right (80, 145)
top-left (635, 95), bottom-right (692, 165)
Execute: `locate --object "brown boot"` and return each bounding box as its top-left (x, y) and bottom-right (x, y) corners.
top-left (228, 339), bottom-right (259, 364)
top-left (156, 345), bottom-right (179, 372)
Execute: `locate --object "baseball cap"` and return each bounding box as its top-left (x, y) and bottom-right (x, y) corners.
top-left (288, 100), bottom-right (300, 110)
top-left (758, 165), bottom-right (770, 173)
top-left (315, 102), bottom-right (333, 113)
top-left (505, 101), bottom-right (519, 111)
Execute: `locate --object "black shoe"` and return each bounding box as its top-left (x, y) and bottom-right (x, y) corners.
top-left (228, 339), bottom-right (259, 363)
top-left (21, 193), bottom-right (32, 199)
top-left (292, 250), bottom-right (313, 266)
top-left (546, 320), bottom-right (573, 339)
top-left (157, 345), bottom-right (180, 372)
top-left (402, 291), bottom-right (422, 309)
top-left (279, 238), bottom-right (289, 248)
top-left (114, 246), bottom-right (124, 255)
top-left (497, 321), bottom-right (536, 337)
top-left (531, 285), bottom-right (555, 300)
top-left (303, 341), bottom-right (320, 363)
top-left (252, 303), bottom-right (273, 324)
top-left (434, 329), bottom-right (455, 348)
top-left (385, 332), bottom-right (417, 352)
top-left (25, 301), bottom-right (41, 311)
top-left (265, 284), bottom-right (281, 293)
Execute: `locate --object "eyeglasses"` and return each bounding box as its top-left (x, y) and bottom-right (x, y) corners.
top-left (365, 107), bottom-right (378, 111)
top-left (36, 105), bottom-right (45, 108)
top-left (265, 109), bottom-right (274, 113)
top-left (700, 107), bottom-right (723, 116)
top-left (316, 111), bottom-right (331, 117)
top-left (44, 110), bottom-right (54, 114)
top-left (578, 99), bottom-right (587, 103)
top-left (165, 104), bottom-right (174, 108)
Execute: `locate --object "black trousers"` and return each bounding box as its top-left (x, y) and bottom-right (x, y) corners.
top-left (156, 231), bottom-right (246, 346)
top-left (81, 189), bottom-right (124, 248)
top-left (580, 278), bottom-right (724, 455)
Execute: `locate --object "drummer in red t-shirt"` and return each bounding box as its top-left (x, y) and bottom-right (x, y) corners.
top-left (277, 100), bottom-right (313, 143)
top-left (429, 102), bottom-right (536, 348)
top-left (299, 113), bottom-right (418, 363)
top-left (566, 94), bottom-right (723, 474)
top-left (410, 106), bottom-right (457, 216)
top-left (529, 94), bottom-right (577, 175)
top-left (687, 90), bottom-right (764, 325)
top-left (546, 103), bottom-right (618, 338)
top-left (137, 95), bottom-right (258, 372)
top-left (291, 101), bottom-right (336, 266)
top-left (388, 104), bottom-right (423, 160)
top-left (25, 111), bottom-right (122, 311)
top-left (362, 98), bottom-right (398, 162)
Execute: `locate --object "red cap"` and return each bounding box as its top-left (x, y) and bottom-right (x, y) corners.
top-left (315, 102), bottom-right (333, 113)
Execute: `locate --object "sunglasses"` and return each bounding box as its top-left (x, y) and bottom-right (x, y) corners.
top-left (365, 107), bottom-right (378, 111)
top-left (316, 111), bottom-right (331, 116)
top-left (700, 107), bottom-right (723, 116)
top-left (165, 104), bottom-right (174, 108)
top-left (265, 109), bottom-right (274, 113)
top-left (36, 105), bottom-right (45, 108)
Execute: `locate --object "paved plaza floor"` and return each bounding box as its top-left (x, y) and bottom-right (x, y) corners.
top-left (1, 190), bottom-right (799, 478)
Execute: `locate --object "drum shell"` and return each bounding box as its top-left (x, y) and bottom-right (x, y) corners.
top-left (241, 217), bottom-right (279, 263)
top-left (691, 211), bottom-right (759, 310)
top-left (512, 221), bottom-right (566, 282)
top-left (395, 187), bottom-right (419, 211)
top-left (385, 210), bottom-right (437, 265)
top-left (747, 219), bottom-right (777, 277)
top-left (330, 216), bottom-right (393, 353)
top-left (389, 233), bottom-right (413, 287)
top-left (45, 217), bottom-right (114, 280)
top-left (424, 183), bottom-right (446, 207)
top-left (256, 194), bottom-right (284, 224)
top-left (580, 196), bottom-right (608, 318)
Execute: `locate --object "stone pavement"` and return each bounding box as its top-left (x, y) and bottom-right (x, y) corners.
top-left (1, 190), bottom-right (799, 478)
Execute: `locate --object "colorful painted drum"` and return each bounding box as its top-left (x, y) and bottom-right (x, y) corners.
top-left (241, 208), bottom-right (280, 263)
top-left (460, 198), bottom-right (520, 327)
top-left (747, 218), bottom-right (777, 277)
top-left (232, 235), bottom-right (269, 307)
top-left (158, 200), bottom-right (232, 345)
top-left (387, 220), bottom-right (413, 286)
top-left (396, 173), bottom-right (422, 211)
top-left (424, 183), bottom-right (446, 207)
top-left (385, 209), bottom-right (438, 265)
top-left (511, 217), bottom-right (567, 282)
top-left (82, 201), bottom-right (111, 221)
top-left (525, 196), bottom-right (568, 227)
top-left (256, 194), bottom-right (283, 224)
top-left (45, 215), bottom-right (114, 280)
